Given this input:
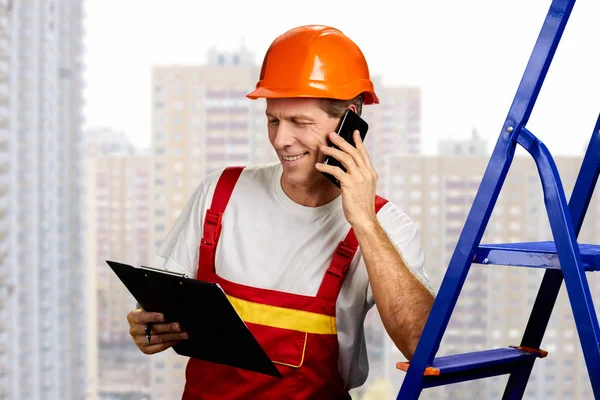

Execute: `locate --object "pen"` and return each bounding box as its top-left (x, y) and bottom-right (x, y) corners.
top-left (145, 323), bottom-right (152, 345)
top-left (137, 302), bottom-right (152, 345)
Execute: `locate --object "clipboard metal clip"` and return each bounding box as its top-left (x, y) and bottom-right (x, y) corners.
top-left (138, 265), bottom-right (190, 279)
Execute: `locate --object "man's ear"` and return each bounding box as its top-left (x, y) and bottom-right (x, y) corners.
top-left (347, 104), bottom-right (358, 114)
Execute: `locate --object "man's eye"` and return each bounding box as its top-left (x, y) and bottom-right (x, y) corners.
top-left (268, 120), bottom-right (279, 125)
top-left (294, 122), bottom-right (309, 127)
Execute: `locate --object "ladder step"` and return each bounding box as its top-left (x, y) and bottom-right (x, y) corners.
top-left (396, 346), bottom-right (547, 388)
top-left (474, 241), bottom-right (600, 271)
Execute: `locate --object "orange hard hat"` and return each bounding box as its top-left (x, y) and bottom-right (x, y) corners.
top-left (246, 25), bottom-right (379, 104)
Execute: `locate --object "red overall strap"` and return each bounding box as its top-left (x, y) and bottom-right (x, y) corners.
top-left (197, 166), bottom-right (245, 276)
top-left (316, 195), bottom-right (389, 302)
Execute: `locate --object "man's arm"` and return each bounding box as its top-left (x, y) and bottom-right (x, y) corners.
top-left (315, 129), bottom-right (434, 360)
top-left (353, 220), bottom-right (434, 360)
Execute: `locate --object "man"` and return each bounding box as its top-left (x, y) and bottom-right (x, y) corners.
top-left (127, 24), bottom-right (435, 399)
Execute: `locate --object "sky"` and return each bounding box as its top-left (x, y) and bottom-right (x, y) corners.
top-left (83, 0), bottom-right (600, 156)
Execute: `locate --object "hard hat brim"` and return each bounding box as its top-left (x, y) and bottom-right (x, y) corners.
top-left (246, 84), bottom-right (380, 105)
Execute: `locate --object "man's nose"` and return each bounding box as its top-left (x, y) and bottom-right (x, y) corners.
top-left (272, 122), bottom-right (296, 149)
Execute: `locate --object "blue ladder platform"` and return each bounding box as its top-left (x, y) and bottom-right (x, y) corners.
top-left (397, 347), bottom-right (547, 388)
top-left (475, 242), bottom-right (600, 271)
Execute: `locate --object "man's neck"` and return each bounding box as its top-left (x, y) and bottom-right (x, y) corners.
top-left (280, 174), bottom-right (342, 208)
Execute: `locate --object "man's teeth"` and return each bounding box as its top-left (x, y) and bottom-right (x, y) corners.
top-left (283, 153), bottom-right (306, 161)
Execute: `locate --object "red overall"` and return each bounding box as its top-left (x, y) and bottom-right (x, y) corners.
top-left (182, 166), bottom-right (388, 400)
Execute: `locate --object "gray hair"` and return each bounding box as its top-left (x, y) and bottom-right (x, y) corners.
top-left (317, 93), bottom-right (364, 118)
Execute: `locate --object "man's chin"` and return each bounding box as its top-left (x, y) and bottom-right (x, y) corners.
top-left (281, 167), bottom-right (320, 185)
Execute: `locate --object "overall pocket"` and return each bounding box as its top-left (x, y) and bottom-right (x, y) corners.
top-left (245, 322), bottom-right (308, 398)
top-left (246, 322), bottom-right (307, 368)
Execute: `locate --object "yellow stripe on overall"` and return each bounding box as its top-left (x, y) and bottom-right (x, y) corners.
top-left (226, 295), bottom-right (337, 335)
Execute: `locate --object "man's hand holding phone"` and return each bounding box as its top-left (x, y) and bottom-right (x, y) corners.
top-left (315, 109), bottom-right (379, 230)
top-left (319, 109), bottom-right (369, 188)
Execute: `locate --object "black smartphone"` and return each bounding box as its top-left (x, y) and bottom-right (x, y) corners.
top-left (321, 109), bottom-right (369, 188)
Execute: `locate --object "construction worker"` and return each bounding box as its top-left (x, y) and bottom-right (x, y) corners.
top-left (127, 25), bottom-right (435, 399)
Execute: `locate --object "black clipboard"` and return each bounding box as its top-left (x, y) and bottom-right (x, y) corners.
top-left (106, 260), bottom-right (282, 378)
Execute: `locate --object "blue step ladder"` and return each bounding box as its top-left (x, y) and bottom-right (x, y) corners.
top-left (395, 0), bottom-right (600, 398)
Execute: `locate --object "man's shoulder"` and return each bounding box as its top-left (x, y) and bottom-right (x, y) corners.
top-left (205, 162), bottom-right (279, 184)
top-left (200, 162), bottom-right (281, 200)
top-left (374, 195), bottom-right (406, 217)
top-left (374, 196), bottom-right (419, 232)
top-left (239, 162), bottom-right (282, 182)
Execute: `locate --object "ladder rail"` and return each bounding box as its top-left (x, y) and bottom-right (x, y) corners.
top-left (501, 115), bottom-right (600, 399)
top-left (502, 0), bottom-right (576, 146)
top-left (502, 126), bottom-right (600, 398)
top-left (397, 1), bottom-right (577, 398)
top-left (397, 133), bottom-right (517, 398)
top-left (568, 115), bottom-right (600, 234)
top-left (502, 270), bottom-right (564, 399)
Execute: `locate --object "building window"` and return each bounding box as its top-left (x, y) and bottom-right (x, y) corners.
top-left (392, 175), bottom-right (405, 184)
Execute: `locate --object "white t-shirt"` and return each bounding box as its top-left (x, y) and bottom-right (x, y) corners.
top-left (156, 162), bottom-right (434, 390)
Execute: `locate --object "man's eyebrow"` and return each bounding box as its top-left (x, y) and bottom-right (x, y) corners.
top-left (265, 112), bottom-right (315, 121)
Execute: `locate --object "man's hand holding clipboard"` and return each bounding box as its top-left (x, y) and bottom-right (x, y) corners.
top-left (127, 303), bottom-right (190, 355)
top-left (107, 260), bottom-right (282, 378)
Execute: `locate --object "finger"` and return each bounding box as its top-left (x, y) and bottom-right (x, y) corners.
top-left (142, 340), bottom-right (184, 355)
top-left (320, 144), bottom-right (357, 173)
top-left (135, 331), bottom-right (189, 347)
top-left (328, 131), bottom-right (367, 172)
top-left (131, 310), bottom-right (165, 325)
top-left (315, 163), bottom-right (348, 186)
top-left (353, 130), bottom-right (376, 175)
top-left (150, 332), bottom-right (189, 344)
top-left (129, 322), bottom-right (182, 336)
